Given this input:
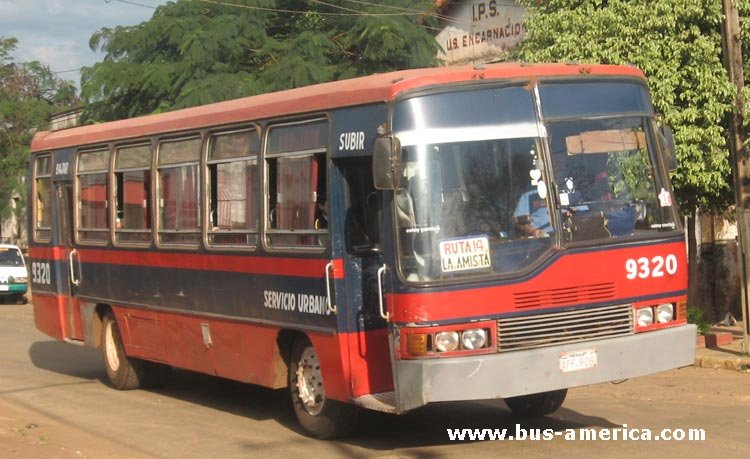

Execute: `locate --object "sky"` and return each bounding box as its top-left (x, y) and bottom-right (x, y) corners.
top-left (0, 0), bottom-right (168, 88)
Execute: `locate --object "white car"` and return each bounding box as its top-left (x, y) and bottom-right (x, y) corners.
top-left (0, 244), bottom-right (28, 304)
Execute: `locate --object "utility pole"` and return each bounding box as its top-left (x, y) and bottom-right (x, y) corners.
top-left (721, 0), bottom-right (750, 353)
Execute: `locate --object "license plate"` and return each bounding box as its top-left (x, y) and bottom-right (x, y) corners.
top-left (0, 285), bottom-right (8, 291)
top-left (559, 349), bottom-right (598, 373)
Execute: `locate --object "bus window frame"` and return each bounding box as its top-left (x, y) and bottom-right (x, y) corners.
top-left (74, 146), bottom-right (112, 246)
top-left (263, 117), bottom-right (330, 254)
top-left (111, 141), bottom-right (154, 248)
top-left (203, 125), bottom-right (261, 252)
top-left (154, 134), bottom-right (203, 250)
top-left (33, 153), bottom-right (54, 244)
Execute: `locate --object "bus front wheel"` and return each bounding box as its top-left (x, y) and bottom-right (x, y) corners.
top-left (504, 389), bottom-right (567, 417)
top-left (289, 338), bottom-right (359, 439)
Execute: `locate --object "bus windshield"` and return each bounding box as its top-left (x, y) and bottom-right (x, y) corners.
top-left (392, 80), bottom-right (677, 283)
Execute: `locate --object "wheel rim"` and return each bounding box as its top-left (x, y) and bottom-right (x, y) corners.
top-left (295, 346), bottom-right (325, 416)
top-left (104, 321), bottom-right (120, 371)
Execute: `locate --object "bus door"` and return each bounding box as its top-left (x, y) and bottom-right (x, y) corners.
top-left (54, 181), bottom-right (84, 342)
top-left (332, 158), bottom-right (394, 399)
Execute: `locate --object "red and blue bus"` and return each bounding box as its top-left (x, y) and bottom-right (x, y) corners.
top-left (29, 63), bottom-right (695, 438)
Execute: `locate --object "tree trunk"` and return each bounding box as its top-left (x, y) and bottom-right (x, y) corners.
top-left (686, 215), bottom-right (702, 312)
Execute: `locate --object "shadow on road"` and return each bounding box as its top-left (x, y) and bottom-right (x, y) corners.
top-left (343, 401), bottom-right (618, 450)
top-left (146, 371), bottom-right (620, 453)
top-left (28, 340), bottom-right (103, 380)
top-left (28, 339), bottom-right (619, 451)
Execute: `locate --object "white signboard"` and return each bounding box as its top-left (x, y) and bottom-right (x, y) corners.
top-left (436, 1), bottom-right (526, 65)
top-left (440, 236), bottom-right (492, 272)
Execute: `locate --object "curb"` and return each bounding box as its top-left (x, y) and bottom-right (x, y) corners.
top-left (694, 355), bottom-right (750, 372)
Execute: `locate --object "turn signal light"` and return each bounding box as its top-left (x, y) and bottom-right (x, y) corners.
top-left (406, 333), bottom-right (429, 355)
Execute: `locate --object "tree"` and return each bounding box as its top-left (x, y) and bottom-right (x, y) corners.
top-left (81, 0), bottom-right (440, 121)
top-left (0, 36), bottom-right (78, 242)
top-left (515, 0), bottom-right (735, 215)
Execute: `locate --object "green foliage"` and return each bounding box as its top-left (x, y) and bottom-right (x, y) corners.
top-left (687, 307), bottom-right (711, 335)
top-left (81, 0), bottom-right (440, 121)
top-left (514, 0), bottom-right (735, 215)
top-left (0, 36), bottom-right (77, 238)
top-left (736, 1), bottom-right (750, 130)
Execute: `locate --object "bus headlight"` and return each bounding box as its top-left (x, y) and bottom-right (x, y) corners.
top-left (636, 307), bottom-right (654, 327)
top-left (656, 303), bottom-right (674, 323)
top-left (461, 329), bottom-right (487, 350)
top-left (435, 331), bottom-right (459, 352)
top-left (14, 276), bottom-right (27, 283)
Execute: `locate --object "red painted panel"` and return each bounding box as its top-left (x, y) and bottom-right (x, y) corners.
top-left (390, 242), bottom-right (688, 323)
top-left (28, 246), bottom-right (64, 261)
top-left (123, 314), bottom-right (168, 362)
top-left (67, 299), bottom-right (85, 340)
top-left (109, 306), bottom-right (347, 395)
top-left (343, 328), bottom-right (393, 397)
top-left (33, 293), bottom-right (63, 340)
top-left (207, 321), bottom-right (280, 386)
top-left (31, 290), bottom-right (84, 341)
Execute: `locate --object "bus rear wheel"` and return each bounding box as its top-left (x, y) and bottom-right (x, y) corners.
top-left (504, 389), bottom-right (567, 417)
top-left (101, 311), bottom-right (171, 390)
top-left (289, 338), bottom-right (359, 439)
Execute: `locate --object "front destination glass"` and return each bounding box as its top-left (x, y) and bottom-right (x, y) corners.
top-left (392, 80), bottom-right (678, 283)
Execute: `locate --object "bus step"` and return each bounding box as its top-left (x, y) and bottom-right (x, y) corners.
top-left (354, 392), bottom-right (398, 413)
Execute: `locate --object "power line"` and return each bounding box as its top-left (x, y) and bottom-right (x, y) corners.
top-left (196, 0), bottom-right (403, 16)
top-left (108, 0), bottom-right (519, 36)
top-left (308, 0), bottom-right (418, 16)
top-left (192, 0), bottom-right (445, 33)
top-left (338, 0), bottom-right (461, 25)
top-left (53, 68), bottom-right (84, 75)
top-left (108, 0), bottom-right (525, 35)
top-left (306, 0), bottom-right (446, 32)
top-left (106, 0), bottom-right (158, 9)
top-left (106, 0), bottom-right (525, 53)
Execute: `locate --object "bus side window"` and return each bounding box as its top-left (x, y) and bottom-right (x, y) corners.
top-left (114, 144), bottom-right (152, 244)
top-left (265, 119), bottom-right (328, 248)
top-left (340, 159), bottom-right (380, 254)
top-left (33, 154), bottom-right (53, 242)
top-left (157, 137), bottom-right (201, 245)
top-left (76, 148), bottom-right (111, 244)
top-left (206, 129), bottom-right (260, 247)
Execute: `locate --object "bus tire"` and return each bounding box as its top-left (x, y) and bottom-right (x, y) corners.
top-left (504, 389), bottom-right (567, 417)
top-left (289, 338), bottom-right (359, 439)
top-left (101, 311), bottom-right (146, 390)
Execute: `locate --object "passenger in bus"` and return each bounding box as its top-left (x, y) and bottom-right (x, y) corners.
top-left (315, 198), bottom-right (328, 229)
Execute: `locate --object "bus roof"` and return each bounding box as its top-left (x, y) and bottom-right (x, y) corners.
top-left (31, 62), bottom-right (644, 153)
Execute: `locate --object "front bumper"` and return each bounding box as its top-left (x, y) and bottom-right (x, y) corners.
top-left (394, 324), bottom-right (696, 412)
top-left (0, 283), bottom-right (27, 295)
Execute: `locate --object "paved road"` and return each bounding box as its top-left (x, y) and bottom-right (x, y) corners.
top-left (1, 302), bottom-right (748, 458)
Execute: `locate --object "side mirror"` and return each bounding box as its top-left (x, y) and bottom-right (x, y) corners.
top-left (658, 124), bottom-right (677, 172)
top-left (373, 137), bottom-right (401, 190)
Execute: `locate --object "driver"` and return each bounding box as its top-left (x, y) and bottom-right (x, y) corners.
top-left (514, 189), bottom-right (551, 238)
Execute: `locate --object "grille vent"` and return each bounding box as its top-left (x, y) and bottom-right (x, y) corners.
top-left (497, 303), bottom-right (633, 353)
